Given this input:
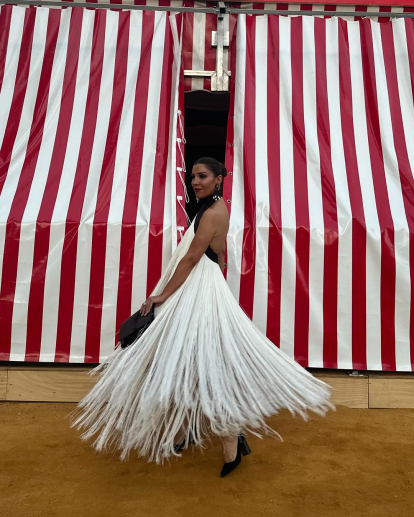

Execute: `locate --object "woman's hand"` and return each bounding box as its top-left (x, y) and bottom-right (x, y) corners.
top-left (140, 294), bottom-right (166, 316)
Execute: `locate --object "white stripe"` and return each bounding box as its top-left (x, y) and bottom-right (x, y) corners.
top-left (367, 5), bottom-right (380, 24)
top-left (335, 5), bottom-right (356, 21)
top-left (348, 21), bottom-right (382, 370)
top-left (99, 11), bottom-right (143, 360)
top-left (0, 6), bottom-right (25, 147)
top-left (302, 15), bottom-right (324, 367)
top-left (131, 11), bottom-right (166, 314)
top-left (0, 8), bottom-right (48, 224)
top-left (11, 9), bottom-right (71, 360)
top-left (0, 6), bottom-right (26, 293)
top-left (394, 20), bottom-right (414, 178)
top-left (164, 12), bottom-right (182, 267)
top-left (326, 17), bottom-right (353, 369)
top-left (41, 9), bottom-right (96, 361)
top-left (226, 14), bottom-right (245, 305)
top-left (279, 16), bottom-right (296, 358)
top-left (67, 10), bottom-right (118, 362)
top-left (191, 12), bottom-right (206, 91)
top-left (0, 7), bottom-right (49, 360)
top-left (252, 16), bottom-right (269, 333)
top-left (371, 21), bottom-right (411, 370)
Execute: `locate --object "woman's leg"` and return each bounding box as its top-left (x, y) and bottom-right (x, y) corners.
top-left (174, 414), bottom-right (190, 444)
top-left (220, 435), bottom-right (238, 463)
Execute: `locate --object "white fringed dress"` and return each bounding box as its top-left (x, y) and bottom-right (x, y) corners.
top-left (71, 196), bottom-right (335, 464)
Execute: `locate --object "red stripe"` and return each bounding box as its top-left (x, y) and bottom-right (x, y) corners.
top-left (380, 21), bottom-right (414, 370)
top-left (84, 10), bottom-right (131, 363)
top-left (223, 13), bottom-right (238, 281)
top-left (54, 9), bottom-right (106, 362)
top-left (227, 13), bottom-right (238, 82)
top-left (379, 6), bottom-right (392, 23)
top-left (182, 12), bottom-right (194, 92)
top-left (0, 5), bottom-right (12, 91)
top-left (405, 19), bottom-right (414, 104)
top-left (266, 16), bottom-right (282, 347)
top-left (324, 4), bottom-right (337, 18)
top-left (0, 9), bottom-right (60, 361)
top-left (314, 17), bottom-right (339, 368)
top-left (147, 18), bottom-right (173, 297)
top-left (354, 5), bottom-right (368, 21)
top-left (203, 12), bottom-right (216, 91)
top-left (238, 15), bottom-right (256, 319)
top-left (290, 16), bottom-right (310, 366)
top-left (0, 8), bottom-right (36, 196)
top-left (115, 12), bottom-right (154, 336)
top-left (337, 18), bottom-right (367, 370)
top-left (406, 18), bottom-right (414, 368)
top-left (175, 13), bottom-right (187, 241)
top-left (359, 19), bottom-right (396, 371)
top-left (25, 8), bottom-right (83, 361)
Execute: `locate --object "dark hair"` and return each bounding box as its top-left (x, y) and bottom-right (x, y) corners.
top-left (193, 157), bottom-right (227, 195)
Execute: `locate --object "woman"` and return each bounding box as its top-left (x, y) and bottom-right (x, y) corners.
top-left (71, 157), bottom-right (334, 478)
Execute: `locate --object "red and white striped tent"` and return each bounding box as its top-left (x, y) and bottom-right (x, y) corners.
top-left (0, 0), bottom-right (413, 371)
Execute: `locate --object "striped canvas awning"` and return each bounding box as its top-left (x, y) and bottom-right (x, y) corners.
top-left (1, 2), bottom-right (414, 370)
top-left (225, 13), bottom-right (414, 371)
top-left (0, 5), bottom-right (182, 362)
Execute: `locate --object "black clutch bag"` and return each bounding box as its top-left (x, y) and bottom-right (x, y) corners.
top-left (119, 304), bottom-right (155, 349)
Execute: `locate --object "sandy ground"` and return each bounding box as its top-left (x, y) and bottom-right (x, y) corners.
top-left (1, 403), bottom-right (414, 517)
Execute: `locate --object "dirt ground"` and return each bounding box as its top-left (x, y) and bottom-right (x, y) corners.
top-left (1, 403), bottom-right (413, 517)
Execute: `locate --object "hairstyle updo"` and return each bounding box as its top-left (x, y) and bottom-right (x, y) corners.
top-left (193, 157), bottom-right (227, 195)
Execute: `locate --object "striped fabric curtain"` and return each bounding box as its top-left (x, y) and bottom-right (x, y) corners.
top-left (225, 14), bottom-right (414, 371)
top-left (0, 6), bottom-right (182, 362)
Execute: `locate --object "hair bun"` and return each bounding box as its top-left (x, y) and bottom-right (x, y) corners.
top-left (219, 162), bottom-right (228, 178)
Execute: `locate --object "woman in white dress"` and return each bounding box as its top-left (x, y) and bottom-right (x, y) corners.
top-left (71, 157), bottom-right (335, 478)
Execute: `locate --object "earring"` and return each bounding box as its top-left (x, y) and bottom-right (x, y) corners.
top-left (213, 184), bottom-right (221, 202)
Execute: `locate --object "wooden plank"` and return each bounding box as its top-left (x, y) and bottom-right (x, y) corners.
top-left (369, 375), bottom-right (414, 408)
top-left (6, 369), bottom-right (97, 402)
top-left (314, 373), bottom-right (368, 408)
top-left (0, 368), bottom-right (7, 400)
top-left (3, 368), bottom-right (370, 407)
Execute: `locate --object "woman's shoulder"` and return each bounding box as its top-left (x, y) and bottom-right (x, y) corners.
top-left (205, 199), bottom-right (228, 220)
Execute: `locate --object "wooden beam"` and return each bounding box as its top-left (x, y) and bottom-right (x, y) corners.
top-left (2, 367), bottom-right (414, 408)
top-left (0, 368), bottom-right (7, 400)
top-left (369, 373), bottom-right (414, 408)
top-left (6, 368), bottom-right (98, 402)
top-left (314, 372), bottom-right (368, 408)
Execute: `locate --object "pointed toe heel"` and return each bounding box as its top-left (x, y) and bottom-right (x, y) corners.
top-left (220, 435), bottom-right (251, 478)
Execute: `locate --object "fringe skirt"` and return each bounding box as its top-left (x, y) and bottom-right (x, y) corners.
top-left (71, 220), bottom-right (335, 464)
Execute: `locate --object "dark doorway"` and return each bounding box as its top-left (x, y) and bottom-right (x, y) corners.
top-left (184, 90), bottom-right (230, 221)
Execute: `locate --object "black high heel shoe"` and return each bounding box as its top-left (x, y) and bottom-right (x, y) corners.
top-left (174, 431), bottom-right (197, 453)
top-left (220, 435), bottom-right (251, 478)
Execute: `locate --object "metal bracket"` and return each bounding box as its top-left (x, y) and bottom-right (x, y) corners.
top-left (348, 370), bottom-right (365, 377)
top-left (183, 2), bottom-right (231, 92)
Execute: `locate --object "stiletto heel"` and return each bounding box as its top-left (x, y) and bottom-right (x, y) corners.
top-left (220, 435), bottom-right (251, 478)
top-left (174, 441), bottom-right (185, 453)
top-left (174, 429), bottom-right (196, 452)
top-left (239, 435), bottom-right (251, 456)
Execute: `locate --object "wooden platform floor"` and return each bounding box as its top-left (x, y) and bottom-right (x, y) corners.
top-left (1, 365), bottom-right (413, 408)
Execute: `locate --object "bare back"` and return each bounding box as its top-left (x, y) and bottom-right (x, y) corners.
top-left (204, 199), bottom-right (229, 273)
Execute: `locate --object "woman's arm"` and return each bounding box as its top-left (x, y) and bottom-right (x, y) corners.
top-left (140, 211), bottom-right (218, 315)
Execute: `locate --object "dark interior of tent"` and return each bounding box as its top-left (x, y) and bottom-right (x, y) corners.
top-left (184, 91), bottom-right (230, 221)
